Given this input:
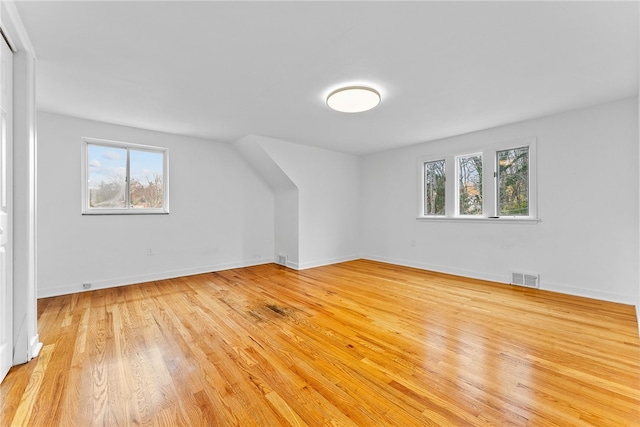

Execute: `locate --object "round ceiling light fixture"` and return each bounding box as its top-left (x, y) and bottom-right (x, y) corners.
top-left (326, 86), bottom-right (381, 113)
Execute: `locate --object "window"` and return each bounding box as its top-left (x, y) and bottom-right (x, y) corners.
top-left (457, 153), bottom-right (483, 216)
top-left (497, 146), bottom-right (529, 216)
top-left (82, 138), bottom-right (169, 214)
top-left (419, 138), bottom-right (536, 221)
top-left (424, 159), bottom-right (446, 215)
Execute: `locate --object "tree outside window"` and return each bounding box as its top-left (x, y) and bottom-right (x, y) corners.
top-left (424, 159), bottom-right (446, 215)
top-left (497, 147), bottom-right (529, 216)
top-left (458, 154), bottom-right (483, 215)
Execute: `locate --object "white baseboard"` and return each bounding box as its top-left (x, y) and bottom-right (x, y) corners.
top-left (540, 280), bottom-right (636, 306)
top-left (636, 301), bottom-right (640, 337)
top-left (38, 254), bottom-right (639, 315)
top-left (37, 257), bottom-right (274, 298)
top-left (361, 254), bottom-right (637, 306)
top-left (288, 254), bottom-right (360, 271)
top-left (29, 334), bottom-right (42, 359)
top-left (361, 254), bottom-right (509, 285)
top-left (284, 260), bottom-right (300, 269)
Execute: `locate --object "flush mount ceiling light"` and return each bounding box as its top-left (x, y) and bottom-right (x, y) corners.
top-left (326, 86), bottom-right (381, 113)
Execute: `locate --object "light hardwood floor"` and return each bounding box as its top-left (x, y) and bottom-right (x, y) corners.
top-left (1, 260), bottom-right (639, 426)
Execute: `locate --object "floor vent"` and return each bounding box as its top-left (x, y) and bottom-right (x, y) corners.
top-left (277, 254), bottom-right (288, 266)
top-left (511, 272), bottom-right (539, 289)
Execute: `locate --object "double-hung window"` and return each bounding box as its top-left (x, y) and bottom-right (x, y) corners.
top-left (82, 138), bottom-right (169, 214)
top-left (419, 138), bottom-right (536, 221)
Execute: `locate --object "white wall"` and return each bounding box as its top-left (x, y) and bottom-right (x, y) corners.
top-left (234, 135), bottom-right (299, 266)
top-left (254, 136), bottom-right (361, 269)
top-left (274, 188), bottom-right (299, 266)
top-left (37, 112), bottom-right (274, 297)
top-left (361, 98), bottom-right (639, 304)
top-left (35, 98), bottom-right (640, 309)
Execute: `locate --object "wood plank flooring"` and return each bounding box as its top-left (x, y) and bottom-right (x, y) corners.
top-left (1, 260), bottom-right (639, 426)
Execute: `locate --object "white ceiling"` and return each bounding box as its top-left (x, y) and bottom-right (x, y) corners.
top-left (15, 1), bottom-right (639, 155)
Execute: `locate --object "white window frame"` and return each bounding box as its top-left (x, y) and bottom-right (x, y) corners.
top-left (455, 152), bottom-right (484, 217)
top-left (422, 158), bottom-right (447, 217)
top-left (417, 137), bottom-right (537, 222)
top-left (81, 137), bottom-right (169, 215)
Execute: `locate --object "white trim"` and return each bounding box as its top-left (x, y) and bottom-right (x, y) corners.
top-left (294, 254), bottom-right (360, 271)
top-left (284, 260), bottom-right (300, 270)
top-left (1, 2), bottom-right (36, 55)
top-left (362, 254), bottom-right (508, 285)
top-left (29, 334), bottom-right (41, 359)
top-left (37, 253), bottom-right (640, 313)
top-left (1, 0), bottom-right (41, 368)
top-left (275, 254), bottom-right (360, 271)
top-left (361, 254), bottom-right (637, 305)
top-left (82, 136), bottom-right (167, 153)
top-left (37, 257), bottom-right (275, 298)
top-left (416, 216), bottom-right (539, 224)
top-left (541, 280), bottom-right (637, 306)
top-left (636, 302), bottom-right (640, 337)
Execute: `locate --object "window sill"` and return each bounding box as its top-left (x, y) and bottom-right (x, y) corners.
top-left (82, 210), bottom-right (169, 216)
top-left (416, 216), bottom-right (539, 224)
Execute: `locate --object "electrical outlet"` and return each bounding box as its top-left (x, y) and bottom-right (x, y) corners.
top-left (82, 283), bottom-right (91, 290)
top-left (146, 248), bottom-right (153, 256)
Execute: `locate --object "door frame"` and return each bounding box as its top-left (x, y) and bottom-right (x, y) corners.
top-left (0, 0), bottom-right (40, 378)
top-left (0, 30), bottom-right (13, 382)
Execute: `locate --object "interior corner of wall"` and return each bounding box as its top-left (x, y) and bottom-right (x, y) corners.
top-left (233, 134), bottom-right (298, 191)
top-left (233, 134), bottom-right (259, 147)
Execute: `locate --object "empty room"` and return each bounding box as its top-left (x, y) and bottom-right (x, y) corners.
top-left (0, 1), bottom-right (639, 426)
